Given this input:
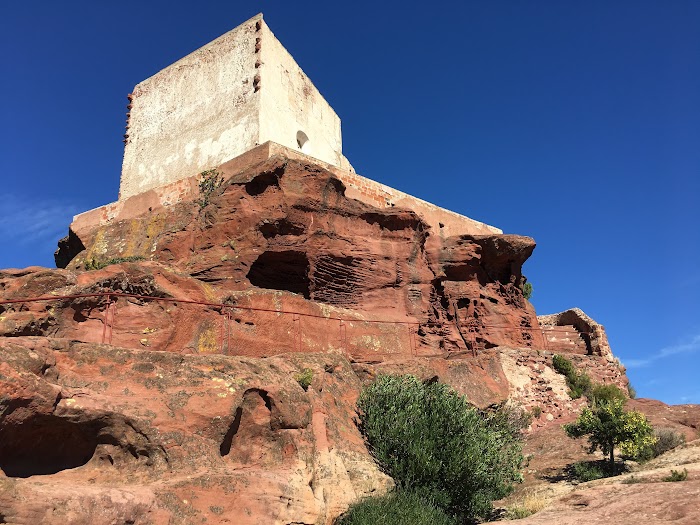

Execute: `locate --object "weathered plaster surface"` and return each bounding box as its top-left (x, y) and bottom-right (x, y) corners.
top-left (120, 14), bottom-right (350, 200)
top-left (120, 14), bottom-right (262, 199)
top-left (258, 19), bottom-right (350, 171)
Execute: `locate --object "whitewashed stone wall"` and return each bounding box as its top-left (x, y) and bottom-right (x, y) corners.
top-left (258, 19), bottom-right (351, 171)
top-left (120, 13), bottom-right (349, 200)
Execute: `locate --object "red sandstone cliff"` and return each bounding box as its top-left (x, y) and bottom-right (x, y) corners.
top-left (53, 155), bottom-right (546, 355)
top-left (0, 155), bottom-right (671, 524)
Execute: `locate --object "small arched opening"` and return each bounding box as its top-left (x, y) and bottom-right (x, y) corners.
top-left (296, 130), bottom-right (310, 153)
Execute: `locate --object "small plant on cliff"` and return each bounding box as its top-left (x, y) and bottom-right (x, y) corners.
top-left (338, 491), bottom-right (456, 525)
top-left (520, 281), bottom-right (533, 300)
top-left (564, 398), bottom-right (656, 471)
top-left (196, 169), bottom-right (224, 209)
top-left (294, 368), bottom-right (313, 391)
top-left (84, 255), bottom-right (145, 271)
top-left (552, 354), bottom-right (592, 399)
top-left (356, 374), bottom-right (523, 522)
top-left (552, 353), bottom-right (576, 376)
top-left (552, 355), bottom-right (627, 404)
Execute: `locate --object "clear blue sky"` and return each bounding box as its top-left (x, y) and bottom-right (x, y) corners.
top-left (2, 1), bottom-right (698, 404)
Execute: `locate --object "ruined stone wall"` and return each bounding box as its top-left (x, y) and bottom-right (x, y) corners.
top-left (538, 308), bottom-right (614, 360)
top-left (75, 144), bottom-right (500, 241)
top-left (336, 169), bottom-right (501, 237)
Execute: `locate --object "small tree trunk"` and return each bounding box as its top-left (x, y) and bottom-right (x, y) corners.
top-left (609, 447), bottom-right (615, 471)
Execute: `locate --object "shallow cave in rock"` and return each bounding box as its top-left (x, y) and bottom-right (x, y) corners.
top-left (259, 218), bottom-right (305, 239)
top-left (0, 414), bottom-right (99, 477)
top-left (244, 167), bottom-right (283, 196)
top-left (247, 250), bottom-right (310, 299)
top-left (220, 389), bottom-right (273, 457)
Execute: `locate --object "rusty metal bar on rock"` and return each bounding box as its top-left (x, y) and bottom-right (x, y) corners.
top-left (219, 307), bottom-right (226, 354)
top-left (339, 320), bottom-right (347, 353)
top-left (108, 297), bottom-right (116, 345)
top-left (100, 295), bottom-right (115, 345)
top-left (291, 314), bottom-right (301, 353)
top-left (100, 295), bottom-right (110, 345)
top-left (227, 309), bottom-right (232, 355)
top-left (408, 326), bottom-right (416, 357)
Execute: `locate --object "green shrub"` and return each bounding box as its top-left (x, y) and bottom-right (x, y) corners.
top-left (552, 355), bottom-right (592, 399)
top-left (569, 461), bottom-right (607, 482)
top-left (520, 281), bottom-right (533, 300)
top-left (294, 368), bottom-right (313, 391)
top-left (627, 383), bottom-right (637, 399)
top-left (663, 468), bottom-right (688, 482)
top-left (357, 375), bottom-right (523, 522)
top-left (634, 427), bottom-right (686, 461)
top-left (589, 383), bottom-right (627, 406)
top-left (531, 406), bottom-right (543, 419)
top-left (568, 371), bottom-right (592, 400)
top-left (552, 354), bottom-right (576, 377)
top-left (337, 491), bottom-right (455, 525)
top-left (484, 401), bottom-right (533, 438)
top-left (552, 355), bottom-right (625, 403)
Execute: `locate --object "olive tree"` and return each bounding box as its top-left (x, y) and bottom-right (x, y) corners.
top-left (356, 375), bottom-right (524, 521)
top-left (564, 398), bottom-right (656, 469)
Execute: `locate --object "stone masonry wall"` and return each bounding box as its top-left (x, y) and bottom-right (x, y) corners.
top-left (258, 19), bottom-right (349, 170)
top-left (73, 143), bottom-right (501, 240)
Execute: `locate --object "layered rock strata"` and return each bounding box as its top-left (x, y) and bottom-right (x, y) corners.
top-left (52, 155), bottom-right (541, 356)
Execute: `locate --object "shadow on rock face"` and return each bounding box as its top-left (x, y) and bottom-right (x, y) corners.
top-left (247, 251), bottom-right (311, 299)
top-left (0, 413), bottom-right (99, 477)
top-left (0, 407), bottom-right (168, 478)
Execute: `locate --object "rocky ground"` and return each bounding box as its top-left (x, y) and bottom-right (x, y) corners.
top-left (0, 332), bottom-right (697, 524)
top-left (494, 438), bottom-right (700, 525)
top-left (494, 403), bottom-right (700, 524)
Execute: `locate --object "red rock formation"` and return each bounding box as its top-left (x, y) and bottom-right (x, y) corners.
top-left (0, 337), bottom-right (392, 524)
top-left (49, 156), bottom-right (542, 356)
top-left (0, 154), bottom-right (650, 523)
